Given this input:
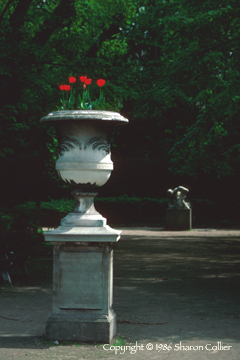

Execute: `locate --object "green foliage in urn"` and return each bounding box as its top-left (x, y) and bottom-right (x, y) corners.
top-left (57, 76), bottom-right (122, 111)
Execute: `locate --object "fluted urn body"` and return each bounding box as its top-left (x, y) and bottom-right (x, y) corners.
top-left (40, 110), bottom-right (128, 191)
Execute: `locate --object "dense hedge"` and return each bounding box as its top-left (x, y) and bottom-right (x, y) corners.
top-left (1, 196), bottom-right (239, 249)
top-left (1, 0), bottom-right (240, 225)
top-left (0, 196), bottom-right (169, 245)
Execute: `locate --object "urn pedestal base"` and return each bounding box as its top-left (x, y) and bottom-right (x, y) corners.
top-left (166, 208), bottom-right (192, 230)
top-left (43, 206), bottom-right (121, 343)
top-left (46, 311), bottom-right (117, 343)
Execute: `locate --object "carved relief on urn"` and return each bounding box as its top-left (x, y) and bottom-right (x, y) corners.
top-left (40, 110), bottom-right (128, 191)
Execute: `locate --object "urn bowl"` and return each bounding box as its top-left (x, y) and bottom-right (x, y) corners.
top-left (40, 110), bottom-right (128, 190)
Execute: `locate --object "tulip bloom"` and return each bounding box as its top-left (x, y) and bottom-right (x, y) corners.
top-left (85, 78), bottom-right (92, 85)
top-left (69, 77), bottom-right (76, 83)
top-left (97, 79), bottom-right (105, 87)
top-left (80, 76), bottom-right (87, 83)
top-left (60, 85), bottom-right (70, 91)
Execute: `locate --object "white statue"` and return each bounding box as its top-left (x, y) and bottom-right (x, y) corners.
top-left (167, 186), bottom-right (190, 209)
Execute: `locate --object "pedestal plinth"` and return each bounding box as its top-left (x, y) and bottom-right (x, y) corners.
top-left (43, 193), bottom-right (121, 343)
top-left (166, 208), bottom-right (192, 230)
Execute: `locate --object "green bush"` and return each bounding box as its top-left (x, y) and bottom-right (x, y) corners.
top-left (95, 195), bottom-right (169, 226)
top-left (40, 199), bottom-right (75, 228)
top-left (0, 202), bottom-right (42, 249)
top-left (0, 195), bottom-right (239, 249)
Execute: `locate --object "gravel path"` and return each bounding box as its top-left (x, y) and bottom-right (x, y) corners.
top-left (0, 228), bottom-right (240, 359)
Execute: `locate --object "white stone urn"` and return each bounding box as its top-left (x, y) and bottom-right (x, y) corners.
top-left (40, 110), bottom-right (128, 343)
top-left (40, 110), bottom-right (128, 190)
top-left (40, 110), bottom-right (128, 227)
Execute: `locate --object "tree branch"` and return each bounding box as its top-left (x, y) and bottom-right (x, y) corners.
top-left (9, 0), bottom-right (34, 30)
top-left (202, 35), bottom-right (240, 55)
top-left (33, 0), bottom-right (76, 46)
top-left (0, 0), bottom-right (16, 25)
top-left (86, 14), bottom-right (124, 58)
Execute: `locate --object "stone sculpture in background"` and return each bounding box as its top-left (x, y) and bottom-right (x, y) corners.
top-left (166, 186), bottom-right (192, 230)
top-left (167, 186), bottom-right (191, 210)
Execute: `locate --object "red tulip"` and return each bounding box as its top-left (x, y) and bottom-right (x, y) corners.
top-left (97, 79), bottom-right (105, 87)
top-left (83, 84), bottom-right (86, 89)
top-left (80, 76), bottom-right (87, 83)
top-left (85, 78), bottom-right (92, 85)
top-left (69, 77), bottom-right (76, 83)
top-left (60, 85), bottom-right (71, 91)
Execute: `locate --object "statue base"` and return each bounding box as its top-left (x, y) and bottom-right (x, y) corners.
top-left (166, 208), bottom-right (192, 230)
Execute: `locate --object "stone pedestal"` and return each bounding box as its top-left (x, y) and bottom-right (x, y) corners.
top-left (166, 208), bottom-right (192, 230)
top-left (43, 192), bottom-right (121, 343)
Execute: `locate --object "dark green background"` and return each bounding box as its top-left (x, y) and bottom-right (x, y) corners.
top-left (1, 0), bottom-right (240, 231)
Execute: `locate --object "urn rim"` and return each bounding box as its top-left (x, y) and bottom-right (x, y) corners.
top-left (40, 110), bottom-right (129, 125)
